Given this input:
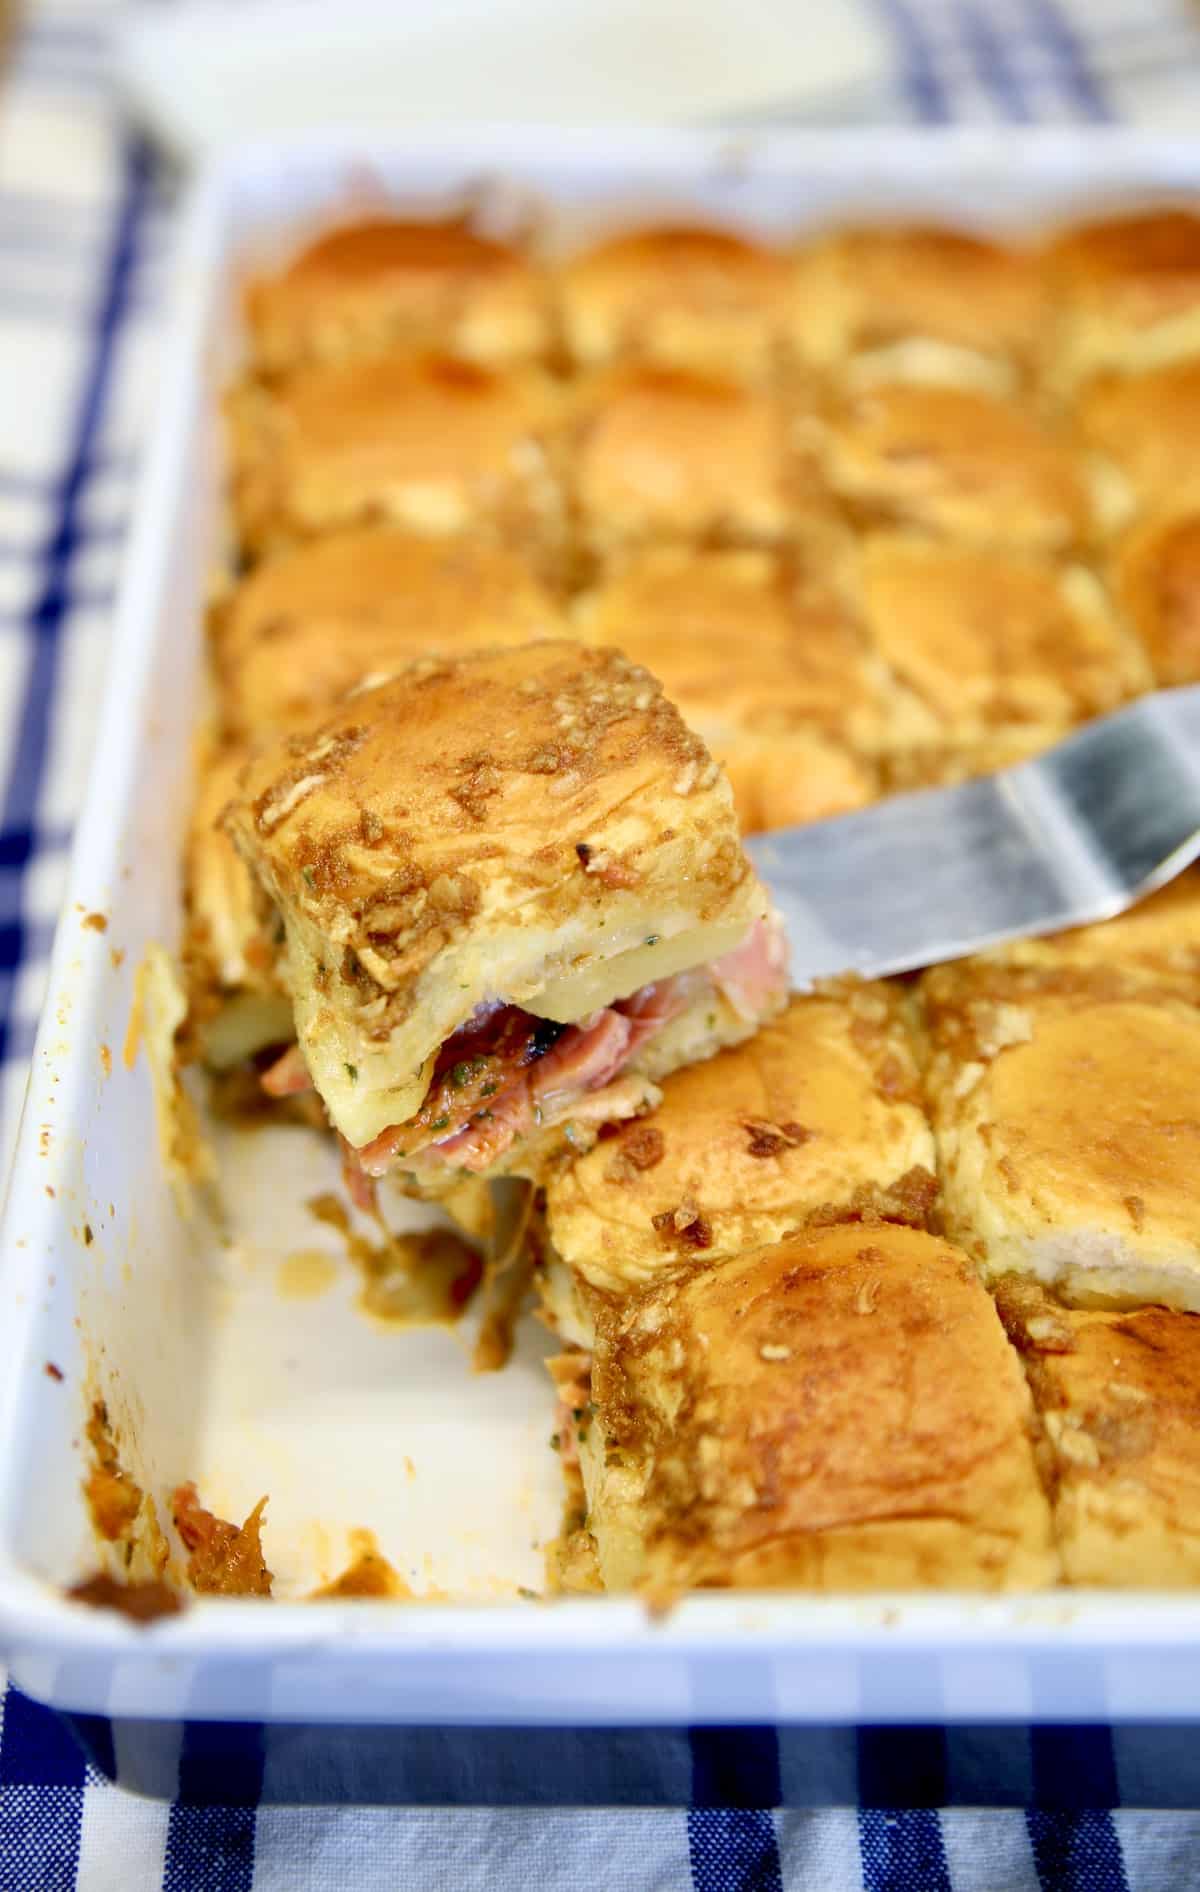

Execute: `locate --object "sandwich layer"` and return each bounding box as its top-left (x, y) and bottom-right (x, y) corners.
top-left (224, 641), bottom-right (783, 1165)
top-left (183, 745), bottom-right (293, 1069)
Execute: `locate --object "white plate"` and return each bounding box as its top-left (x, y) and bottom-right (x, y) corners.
top-left (113, 0), bottom-right (882, 160)
top-left (5, 128), bottom-right (1200, 1729)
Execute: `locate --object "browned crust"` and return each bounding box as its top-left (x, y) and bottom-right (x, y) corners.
top-left (224, 640), bottom-right (746, 1036)
top-left (994, 1276), bottom-right (1200, 1583)
top-left (245, 214), bottom-right (551, 374)
top-left (587, 1222), bottom-right (1054, 1591)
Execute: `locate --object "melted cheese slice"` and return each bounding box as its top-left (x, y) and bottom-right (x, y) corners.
top-left (532, 918), bottom-right (749, 1023)
top-left (293, 915), bottom-right (751, 1148)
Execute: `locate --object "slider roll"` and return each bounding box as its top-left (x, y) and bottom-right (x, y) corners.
top-left (224, 641), bottom-right (787, 1193)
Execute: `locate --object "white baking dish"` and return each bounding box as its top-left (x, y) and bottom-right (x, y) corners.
top-left (6, 129), bottom-right (1200, 1773)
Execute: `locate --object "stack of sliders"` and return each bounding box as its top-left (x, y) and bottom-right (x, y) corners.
top-left (184, 202), bottom-right (1200, 1597)
top-left (539, 874), bottom-right (1200, 1594)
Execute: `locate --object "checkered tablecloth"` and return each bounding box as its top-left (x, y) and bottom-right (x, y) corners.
top-left (5, 0), bottom-right (1200, 1885)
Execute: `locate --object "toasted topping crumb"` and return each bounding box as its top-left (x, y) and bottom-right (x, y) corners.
top-left (743, 1117), bottom-right (813, 1158)
top-left (804, 1164), bottom-right (940, 1232)
top-left (604, 1123), bottom-right (666, 1182)
top-left (652, 1197), bottom-right (713, 1248)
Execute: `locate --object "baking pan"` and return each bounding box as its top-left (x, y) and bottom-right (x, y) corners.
top-left (5, 128), bottom-right (1200, 1804)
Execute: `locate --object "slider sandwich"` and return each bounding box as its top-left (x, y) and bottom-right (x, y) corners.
top-left (998, 1276), bottom-right (1200, 1586)
top-left (213, 528), bottom-right (564, 741)
top-left (244, 213), bottom-right (552, 376)
top-left (573, 1223), bottom-right (1055, 1593)
top-left (791, 223), bottom-right (1045, 392)
top-left (1046, 209), bottom-right (1200, 390)
top-left (558, 222), bottom-right (792, 382)
top-left (571, 547), bottom-right (897, 833)
top-left (540, 984), bottom-right (936, 1344)
top-left (223, 640), bottom-right (789, 1197)
top-left (921, 956), bottom-right (1200, 1311)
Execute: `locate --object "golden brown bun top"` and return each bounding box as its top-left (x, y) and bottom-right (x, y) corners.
top-left (1112, 508), bottom-right (1200, 686)
top-left (561, 223), bottom-right (790, 368)
top-left (1048, 209), bottom-right (1200, 319)
top-left (570, 366), bottom-right (793, 544)
top-left (224, 639), bottom-right (752, 1006)
top-left (568, 222), bottom-right (786, 286)
top-left (547, 986), bottom-right (936, 1290)
top-left (718, 728), bottom-right (875, 837)
top-left (976, 1005), bottom-right (1200, 1243)
top-left (797, 224), bottom-right (1045, 359)
top-left (227, 354), bottom-right (563, 553)
top-left (569, 539), bottom-right (885, 837)
top-left (1077, 359), bottom-right (1200, 512)
top-left (1028, 872), bottom-right (1200, 977)
top-left (820, 382), bottom-right (1092, 551)
top-left (860, 533), bottom-right (1147, 731)
top-left (591, 1222), bottom-right (1049, 1590)
top-left (265, 216), bottom-right (525, 288)
top-left (998, 1273), bottom-right (1200, 1392)
top-left (922, 959), bottom-right (1200, 1253)
top-left (921, 954), bottom-right (1200, 1058)
top-left (995, 1276), bottom-right (1200, 1561)
top-left (573, 547), bottom-right (890, 747)
top-left (216, 530), bottom-right (563, 736)
top-left (880, 730), bottom-right (1055, 795)
top-left (236, 352), bottom-right (559, 468)
top-left (245, 215), bottom-right (548, 371)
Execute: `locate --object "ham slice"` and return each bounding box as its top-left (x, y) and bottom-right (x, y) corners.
top-left (426, 1082), bottom-right (536, 1171)
top-left (710, 913), bottom-right (789, 1021)
top-left (261, 1043), bottom-right (313, 1096)
top-left (281, 913), bottom-right (788, 1180)
top-left (359, 1005), bottom-right (637, 1177)
top-left (339, 1135), bottom-right (379, 1213)
top-left (529, 1008), bottom-right (633, 1108)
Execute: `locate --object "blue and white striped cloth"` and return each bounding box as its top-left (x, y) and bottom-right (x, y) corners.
top-left (5, 0), bottom-right (1200, 1885)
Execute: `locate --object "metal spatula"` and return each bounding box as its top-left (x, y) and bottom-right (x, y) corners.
top-left (746, 684), bottom-right (1200, 985)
